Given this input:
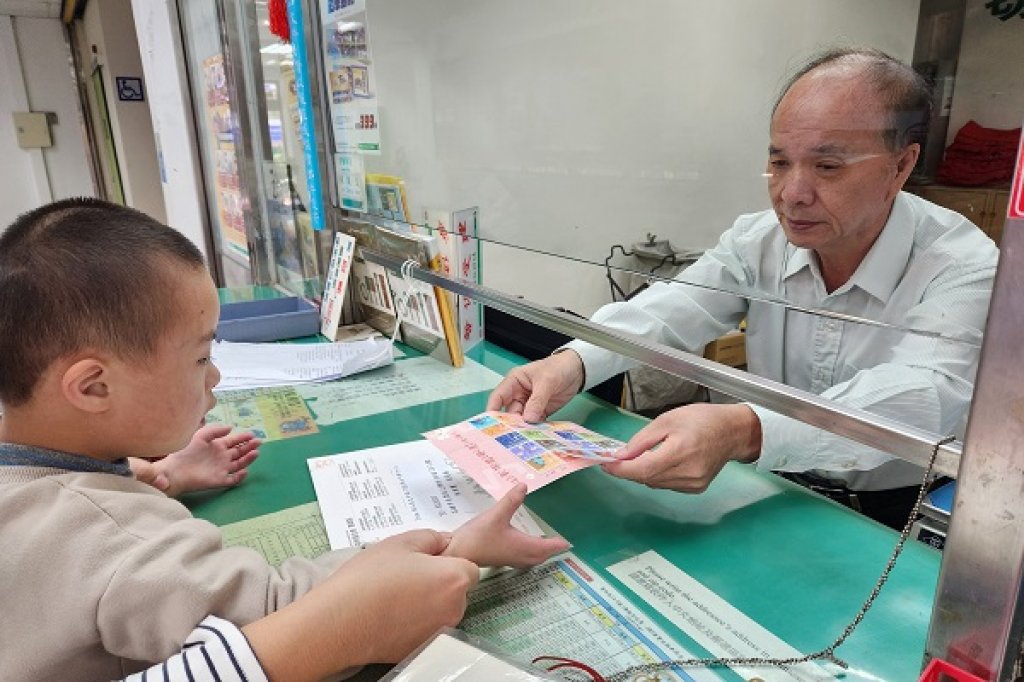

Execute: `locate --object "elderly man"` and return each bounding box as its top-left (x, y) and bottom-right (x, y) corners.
top-left (487, 48), bottom-right (998, 529)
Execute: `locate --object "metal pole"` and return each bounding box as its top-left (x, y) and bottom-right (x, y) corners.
top-left (925, 211), bottom-right (1024, 676)
top-left (362, 248), bottom-right (961, 477)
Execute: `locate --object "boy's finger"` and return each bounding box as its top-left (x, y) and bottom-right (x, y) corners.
top-left (197, 423), bottom-right (233, 442)
top-left (389, 528), bottom-right (451, 556)
top-left (493, 483), bottom-right (528, 517)
top-left (233, 450), bottom-right (259, 469)
top-left (445, 555), bottom-right (481, 584)
top-left (223, 432), bottom-right (260, 450)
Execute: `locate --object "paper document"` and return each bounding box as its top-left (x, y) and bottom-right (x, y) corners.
top-left (206, 386), bottom-right (318, 441)
top-left (299, 356), bottom-right (502, 426)
top-left (382, 632), bottom-right (551, 681)
top-left (308, 440), bottom-right (544, 549)
top-left (425, 411), bottom-right (623, 498)
top-left (461, 554), bottom-right (717, 682)
top-left (331, 322), bottom-right (385, 342)
top-left (220, 502), bottom-right (331, 566)
top-left (320, 231), bottom-right (356, 340)
top-left (608, 551), bottom-right (834, 681)
top-left (212, 337), bottom-right (393, 390)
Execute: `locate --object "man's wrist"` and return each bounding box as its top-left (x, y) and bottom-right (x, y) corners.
top-left (553, 348), bottom-right (586, 393)
top-left (733, 404), bottom-right (762, 463)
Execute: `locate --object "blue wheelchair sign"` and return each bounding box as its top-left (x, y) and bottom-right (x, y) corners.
top-left (115, 77), bottom-right (145, 102)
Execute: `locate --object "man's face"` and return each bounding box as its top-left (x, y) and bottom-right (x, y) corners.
top-left (767, 67), bottom-right (917, 262)
top-left (109, 265), bottom-right (221, 458)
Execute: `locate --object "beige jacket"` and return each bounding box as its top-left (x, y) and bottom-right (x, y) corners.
top-left (0, 465), bottom-right (354, 681)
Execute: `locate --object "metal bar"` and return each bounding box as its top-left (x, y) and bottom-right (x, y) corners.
top-left (219, 0), bottom-right (272, 284)
top-left (363, 248), bottom-right (961, 477)
top-left (925, 205), bottom-right (1024, 678)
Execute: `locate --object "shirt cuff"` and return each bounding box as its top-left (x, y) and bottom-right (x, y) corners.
top-left (562, 339), bottom-right (639, 392)
top-left (120, 615), bottom-right (269, 682)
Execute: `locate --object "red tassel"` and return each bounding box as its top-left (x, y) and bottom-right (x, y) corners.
top-left (268, 0), bottom-right (290, 43)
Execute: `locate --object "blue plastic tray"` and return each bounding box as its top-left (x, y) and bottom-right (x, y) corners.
top-left (216, 297), bottom-right (320, 342)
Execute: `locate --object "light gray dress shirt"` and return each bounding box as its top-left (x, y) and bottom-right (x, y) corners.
top-left (567, 192), bottom-right (997, 490)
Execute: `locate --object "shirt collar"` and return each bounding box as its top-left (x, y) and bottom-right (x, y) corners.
top-left (782, 192), bottom-right (915, 303)
top-left (0, 442), bottom-right (133, 476)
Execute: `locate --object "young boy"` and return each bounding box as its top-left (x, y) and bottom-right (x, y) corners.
top-left (120, 484), bottom-right (542, 682)
top-left (0, 198), bottom-right (567, 680)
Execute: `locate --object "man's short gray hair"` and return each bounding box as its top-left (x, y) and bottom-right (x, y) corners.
top-left (773, 47), bottom-right (932, 151)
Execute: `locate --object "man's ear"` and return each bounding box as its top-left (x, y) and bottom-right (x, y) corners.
top-left (894, 143), bottom-right (921, 186)
top-left (60, 357), bottom-right (112, 413)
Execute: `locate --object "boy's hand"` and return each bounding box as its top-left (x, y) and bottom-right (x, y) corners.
top-left (443, 484), bottom-right (570, 568)
top-left (130, 424), bottom-right (260, 497)
top-left (247, 529), bottom-right (480, 677)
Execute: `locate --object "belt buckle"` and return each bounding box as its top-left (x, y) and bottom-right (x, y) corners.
top-left (807, 481), bottom-right (862, 512)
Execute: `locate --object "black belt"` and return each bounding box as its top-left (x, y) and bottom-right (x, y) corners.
top-left (780, 472), bottom-right (922, 513)
top-left (780, 473), bottom-right (953, 530)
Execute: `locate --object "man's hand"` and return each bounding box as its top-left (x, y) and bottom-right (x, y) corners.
top-left (444, 484), bottom-right (570, 568)
top-left (486, 351), bottom-right (584, 423)
top-left (602, 403), bottom-right (762, 493)
top-left (246, 530), bottom-right (480, 679)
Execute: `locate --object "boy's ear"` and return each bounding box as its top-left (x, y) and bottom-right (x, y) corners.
top-left (61, 357), bottom-right (113, 413)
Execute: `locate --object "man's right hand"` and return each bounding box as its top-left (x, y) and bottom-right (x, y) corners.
top-left (486, 350), bottom-right (584, 422)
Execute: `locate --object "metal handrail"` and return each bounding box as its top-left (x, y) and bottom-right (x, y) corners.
top-left (362, 248), bottom-right (961, 477)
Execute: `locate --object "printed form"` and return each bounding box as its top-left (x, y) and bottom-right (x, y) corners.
top-left (308, 440), bottom-right (543, 549)
top-left (220, 502), bottom-right (331, 566)
top-left (461, 554), bottom-right (718, 682)
top-left (608, 551), bottom-right (835, 681)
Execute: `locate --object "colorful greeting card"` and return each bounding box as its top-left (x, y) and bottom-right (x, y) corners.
top-left (424, 411), bottom-right (624, 498)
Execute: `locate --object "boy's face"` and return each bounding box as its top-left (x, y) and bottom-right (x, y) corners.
top-left (109, 265), bottom-right (221, 458)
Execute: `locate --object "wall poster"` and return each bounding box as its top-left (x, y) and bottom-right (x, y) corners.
top-left (201, 54), bottom-right (249, 260)
top-left (320, 0), bottom-right (381, 154)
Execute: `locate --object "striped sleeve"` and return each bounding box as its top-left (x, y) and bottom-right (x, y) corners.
top-left (121, 616), bottom-right (269, 682)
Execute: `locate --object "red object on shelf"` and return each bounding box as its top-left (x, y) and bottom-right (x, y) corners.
top-left (268, 0), bottom-right (290, 43)
top-left (937, 120), bottom-right (1021, 187)
top-left (919, 659), bottom-right (987, 682)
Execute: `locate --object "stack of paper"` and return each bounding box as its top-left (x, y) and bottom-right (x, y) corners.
top-left (212, 337), bottom-right (393, 391)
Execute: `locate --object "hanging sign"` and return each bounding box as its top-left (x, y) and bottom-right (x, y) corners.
top-left (320, 0), bottom-right (381, 155)
top-left (1010, 125), bottom-right (1024, 220)
top-left (287, 0), bottom-right (326, 230)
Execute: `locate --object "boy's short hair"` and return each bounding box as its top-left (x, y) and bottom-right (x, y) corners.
top-left (0, 198), bottom-right (206, 406)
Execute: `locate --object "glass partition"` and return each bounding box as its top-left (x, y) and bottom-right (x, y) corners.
top-left (179, 0), bottom-right (1018, 505)
top-left (179, 0), bottom-right (323, 293)
top-left (307, 1), bottom-right (1017, 475)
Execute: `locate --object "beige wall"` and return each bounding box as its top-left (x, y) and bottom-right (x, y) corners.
top-left (80, 0), bottom-right (166, 222)
top-left (366, 0), bottom-right (923, 315)
top-left (130, 0), bottom-right (212, 261)
top-left (0, 15), bottom-right (94, 231)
